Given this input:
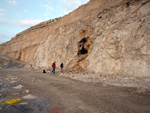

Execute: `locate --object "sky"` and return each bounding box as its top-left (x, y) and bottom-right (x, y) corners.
top-left (0, 0), bottom-right (89, 44)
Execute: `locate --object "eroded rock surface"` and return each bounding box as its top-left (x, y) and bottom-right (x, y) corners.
top-left (0, 0), bottom-right (150, 77)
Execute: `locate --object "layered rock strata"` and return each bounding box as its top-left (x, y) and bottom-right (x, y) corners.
top-left (0, 0), bottom-right (150, 77)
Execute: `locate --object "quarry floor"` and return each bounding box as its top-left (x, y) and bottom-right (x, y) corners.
top-left (0, 68), bottom-right (150, 113)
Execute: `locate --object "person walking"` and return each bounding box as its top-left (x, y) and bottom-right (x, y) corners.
top-left (60, 63), bottom-right (63, 72)
top-left (51, 61), bottom-right (56, 74)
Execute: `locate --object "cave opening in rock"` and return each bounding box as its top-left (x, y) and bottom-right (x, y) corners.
top-left (79, 37), bottom-right (87, 44)
top-left (80, 46), bottom-right (88, 55)
top-left (78, 37), bottom-right (89, 56)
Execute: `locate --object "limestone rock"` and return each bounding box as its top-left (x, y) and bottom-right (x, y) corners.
top-left (0, 0), bottom-right (150, 77)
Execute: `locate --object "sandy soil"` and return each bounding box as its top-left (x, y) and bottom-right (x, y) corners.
top-left (0, 68), bottom-right (150, 113)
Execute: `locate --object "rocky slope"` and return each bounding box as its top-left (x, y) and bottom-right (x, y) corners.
top-left (0, 54), bottom-right (25, 68)
top-left (0, 0), bottom-right (150, 77)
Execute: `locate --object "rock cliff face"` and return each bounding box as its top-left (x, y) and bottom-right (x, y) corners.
top-left (0, 0), bottom-right (150, 77)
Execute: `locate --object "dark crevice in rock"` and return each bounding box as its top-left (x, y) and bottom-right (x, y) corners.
top-left (79, 37), bottom-right (87, 44)
top-left (78, 37), bottom-right (89, 56)
top-left (80, 46), bottom-right (88, 55)
top-left (126, 2), bottom-right (130, 7)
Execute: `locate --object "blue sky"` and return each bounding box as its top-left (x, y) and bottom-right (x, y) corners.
top-left (0, 0), bottom-right (89, 44)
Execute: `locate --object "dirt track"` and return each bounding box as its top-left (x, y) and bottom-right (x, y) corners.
top-left (0, 69), bottom-right (150, 113)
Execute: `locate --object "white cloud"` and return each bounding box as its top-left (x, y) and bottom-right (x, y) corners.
top-left (0, 19), bottom-right (8, 24)
top-left (8, 0), bottom-right (17, 5)
top-left (0, 9), bottom-right (7, 17)
top-left (60, 0), bottom-right (88, 15)
top-left (43, 4), bottom-right (54, 20)
top-left (0, 13), bottom-right (3, 16)
top-left (44, 4), bottom-right (54, 11)
top-left (42, 0), bottom-right (89, 19)
top-left (0, 9), bottom-right (7, 12)
top-left (18, 20), bottom-right (43, 27)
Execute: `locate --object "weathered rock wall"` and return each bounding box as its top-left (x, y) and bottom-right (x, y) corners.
top-left (0, 0), bottom-right (122, 63)
top-left (86, 0), bottom-right (150, 76)
top-left (0, 25), bottom-right (50, 62)
top-left (0, 0), bottom-right (150, 77)
top-left (32, 0), bottom-right (150, 77)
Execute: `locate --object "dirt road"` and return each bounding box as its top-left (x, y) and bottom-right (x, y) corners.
top-left (0, 69), bottom-right (150, 113)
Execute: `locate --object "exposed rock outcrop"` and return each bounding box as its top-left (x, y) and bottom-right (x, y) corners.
top-left (0, 54), bottom-right (25, 68)
top-left (0, 0), bottom-right (150, 77)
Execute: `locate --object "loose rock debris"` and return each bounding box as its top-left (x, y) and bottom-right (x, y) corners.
top-left (0, 75), bottom-right (50, 112)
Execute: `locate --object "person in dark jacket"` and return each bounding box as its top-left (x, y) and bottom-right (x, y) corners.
top-left (60, 63), bottom-right (63, 72)
top-left (51, 61), bottom-right (56, 74)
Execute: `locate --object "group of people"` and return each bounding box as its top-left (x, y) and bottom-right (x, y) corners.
top-left (51, 61), bottom-right (63, 74)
